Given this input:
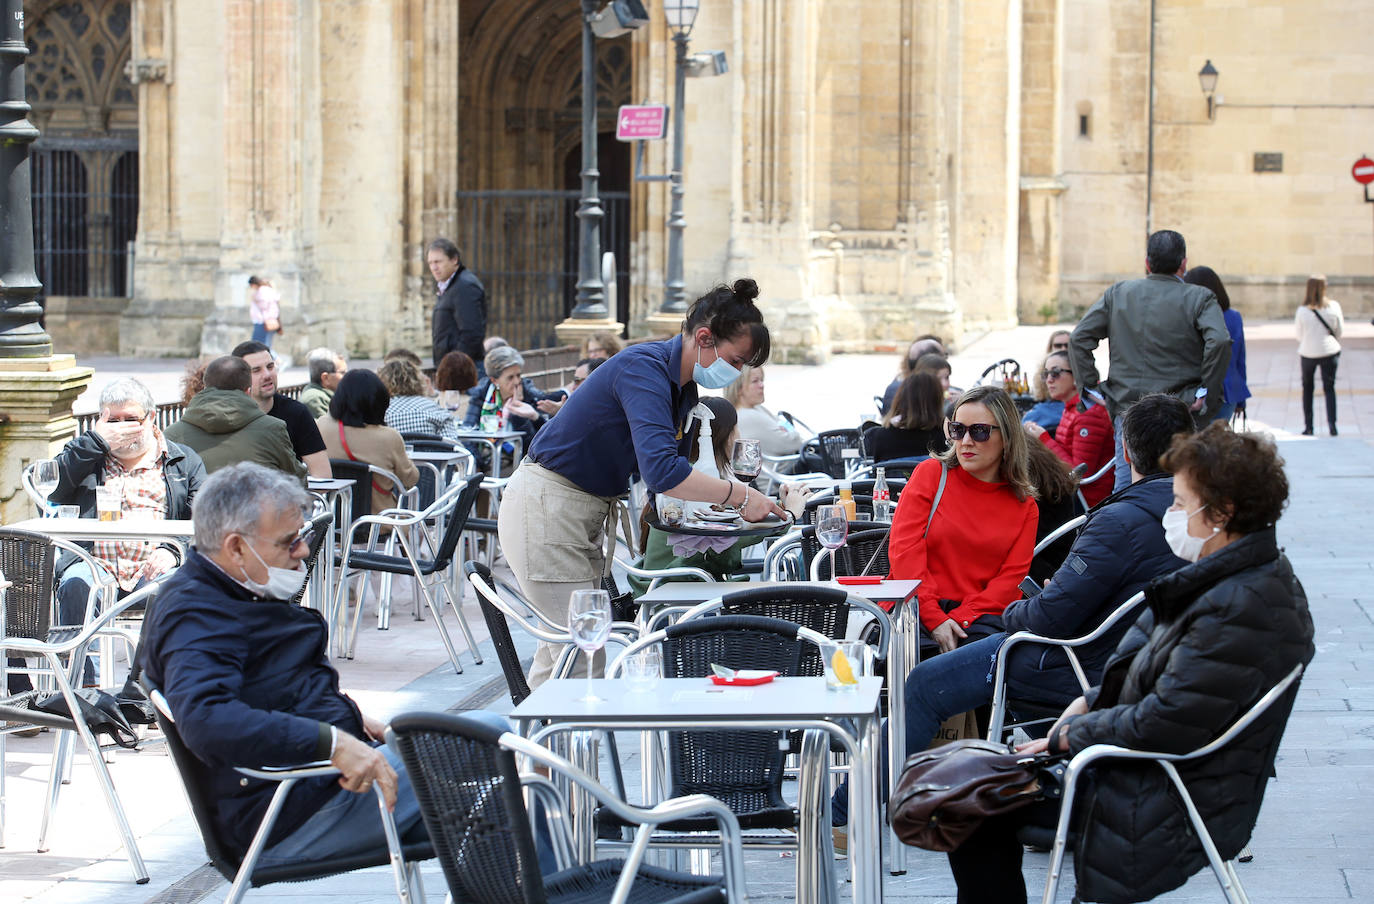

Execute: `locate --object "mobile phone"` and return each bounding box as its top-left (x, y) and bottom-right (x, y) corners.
top-left (1019, 576), bottom-right (1042, 598)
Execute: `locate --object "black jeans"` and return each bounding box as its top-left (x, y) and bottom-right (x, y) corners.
top-left (947, 799), bottom-right (1062, 904)
top-left (1300, 353), bottom-right (1339, 430)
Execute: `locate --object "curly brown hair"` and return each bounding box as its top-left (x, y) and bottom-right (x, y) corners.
top-left (1160, 422), bottom-right (1288, 534)
top-left (377, 359), bottom-right (426, 398)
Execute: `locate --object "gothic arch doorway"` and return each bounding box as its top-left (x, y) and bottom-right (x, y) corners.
top-left (25, 0), bottom-right (139, 299)
top-left (456, 0), bottom-right (632, 348)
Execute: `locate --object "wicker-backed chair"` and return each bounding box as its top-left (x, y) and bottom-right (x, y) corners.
top-left (146, 687), bottom-right (430, 904)
top-left (0, 529), bottom-right (150, 880)
top-left (288, 510), bottom-right (335, 609)
top-left (387, 711), bottom-right (745, 904)
top-left (814, 429), bottom-right (865, 479)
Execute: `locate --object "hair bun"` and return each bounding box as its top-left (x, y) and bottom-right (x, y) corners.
top-left (730, 278), bottom-right (759, 302)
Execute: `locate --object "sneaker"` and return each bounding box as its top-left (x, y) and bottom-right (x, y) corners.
top-left (832, 825), bottom-right (848, 858)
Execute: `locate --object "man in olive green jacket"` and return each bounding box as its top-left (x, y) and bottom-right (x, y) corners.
top-left (165, 356), bottom-right (308, 483)
top-left (299, 347), bottom-right (346, 419)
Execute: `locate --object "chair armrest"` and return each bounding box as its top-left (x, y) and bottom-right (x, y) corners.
top-left (234, 761), bottom-right (339, 782)
top-left (614, 556), bottom-right (716, 585)
top-left (4, 589), bottom-right (157, 655)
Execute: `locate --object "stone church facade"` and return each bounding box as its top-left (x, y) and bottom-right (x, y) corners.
top-left (29, 0), bottom-right (1374, 364)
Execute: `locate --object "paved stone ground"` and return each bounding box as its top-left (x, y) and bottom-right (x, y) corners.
top-left (4, 320), bottom-right (1372, 903)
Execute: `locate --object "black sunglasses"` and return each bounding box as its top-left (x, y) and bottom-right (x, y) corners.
top-left (948, 422), bottom-right (1000, 442)
top-left (1042, 367), bottom-right (1071, 380)
top-left (1051, 342), bottom-right (1070, 351)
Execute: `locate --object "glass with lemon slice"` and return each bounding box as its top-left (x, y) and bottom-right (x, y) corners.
top-left (823, 640), bottom-right (865, 693)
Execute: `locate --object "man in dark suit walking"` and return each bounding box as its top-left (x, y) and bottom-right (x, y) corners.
top-left (428, 238), bottom-right (488, 366)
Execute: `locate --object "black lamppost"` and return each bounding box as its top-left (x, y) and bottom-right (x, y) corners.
top-left (570, 0), bottom-right (648, 320)
top-left (1198, 60), bottom-right (1219, 121)
top-left (0, 1), bottom-right (50, 358)
top-left (660, 0), bottom-right (698, 314)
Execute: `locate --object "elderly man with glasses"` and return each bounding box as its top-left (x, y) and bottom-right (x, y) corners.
top-left (47, 377), bottom-right (207, 683)
top-left (141, 462), bottom-right (521, 866)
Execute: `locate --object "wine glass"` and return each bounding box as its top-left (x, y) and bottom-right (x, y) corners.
top-left (730, 439), bottom-right (762, 486)
top-left (816, 503), bottom-right (848, 574)
top-left (568, 588), bottom-right (613, 703)
top-left (32, 460), bottom-right (59, 515)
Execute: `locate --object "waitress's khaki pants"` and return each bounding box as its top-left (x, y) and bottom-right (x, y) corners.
top-left (498, 462), bottom-right (616, 687)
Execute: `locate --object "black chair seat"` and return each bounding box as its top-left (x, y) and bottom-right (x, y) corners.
top-left (344, 549), bottom-right (443, 576)
top-left (543, 859), bottom-right (725, 904)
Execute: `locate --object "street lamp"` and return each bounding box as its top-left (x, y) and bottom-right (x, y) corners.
top-left (571, 1), bottom-right (649, 320)
top-left (660, 0), bottom-right (703, 315)
top-left (1198, 60), bottom-right (1219, 121)
top-left (0, 0), bottom-right (51, 357)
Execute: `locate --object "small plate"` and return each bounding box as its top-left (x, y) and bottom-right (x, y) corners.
top-left (692, 509), bottom-right (741, 523)
top-left (709, 670), bottom-right (779, 686)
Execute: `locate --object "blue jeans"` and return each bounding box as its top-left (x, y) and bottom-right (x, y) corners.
top-left (831, 633), bottom-right (1007, 826)
top-left (1212, 401), bottom-right (1236, 423)
top-left (251, 322), bottom-right (275, 348)
top-left (56, 560), bottom-right (150, 686)
top-left (258, 711), bottom-right (557, 871)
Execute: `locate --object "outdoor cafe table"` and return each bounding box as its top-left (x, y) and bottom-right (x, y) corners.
top-left (452, 426), bottom-right (523, 479)
top-left (512, 675), bottom-right (886, 904)
top-left (636, 578), bottom-right (921, 875)
top-left (307, 477), bottom-right (354, 620)
top-left (7, 517), bottom-right (195, 544)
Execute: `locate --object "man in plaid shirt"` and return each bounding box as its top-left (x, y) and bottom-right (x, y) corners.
top-left (50, 378), bottom-right (206, 683)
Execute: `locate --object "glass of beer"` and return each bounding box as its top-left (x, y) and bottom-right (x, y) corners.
top-left (95, 483), bottom-right (122, 521)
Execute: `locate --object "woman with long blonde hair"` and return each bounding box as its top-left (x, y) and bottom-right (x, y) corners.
top-left (1295, 274), bottom-right (1343, 435)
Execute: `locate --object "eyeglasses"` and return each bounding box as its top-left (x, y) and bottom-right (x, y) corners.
top-left (248, 525), bottom-right (316, 555)
top-left (1051, 342), bottom-right (1069, 351)
top-left (948, 422), bottom-right (1000, 442)
top-left (1042, 367), bottom-right (1071, 381)
top-left (105, 414), bottom-right (148, 424)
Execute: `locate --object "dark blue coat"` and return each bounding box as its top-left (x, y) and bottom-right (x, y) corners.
top-left (141, 550), bottom-right (365, 855)
top-left (1000, 472), bottom-right (1184, 704)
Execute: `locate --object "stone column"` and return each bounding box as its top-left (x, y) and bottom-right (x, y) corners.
top-left (0, 357), bottom-right (92, 524)
top-left (1017, 0), bottom-right (1066, 322)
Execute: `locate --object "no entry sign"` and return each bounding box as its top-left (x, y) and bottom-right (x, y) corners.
top-left (1353, 156), bottom-right (1374, 185)
top-left (616, 105), bottom-right (668, 141)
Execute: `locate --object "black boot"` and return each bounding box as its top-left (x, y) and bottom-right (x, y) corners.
top-left (1302, 425), bottom-right (1314, 436)
top-left (1330, 423), bottom-right (1338, 436)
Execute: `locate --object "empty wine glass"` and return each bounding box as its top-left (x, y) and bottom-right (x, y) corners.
top-left (32, 460), bottom-right (59, 515)
top-left (816, 504), bottom-right (848, 575)
top-left (568, 588), bottom-right (613, 703)
top-left (730, 438), bottom-right (762, 486)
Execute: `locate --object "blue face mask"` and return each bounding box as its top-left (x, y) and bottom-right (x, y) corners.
top-left (693, 344), bottom-right (742, 389)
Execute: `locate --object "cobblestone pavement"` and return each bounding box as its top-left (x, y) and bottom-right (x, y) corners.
top-left (4, 321), bottom-right (1371, 903)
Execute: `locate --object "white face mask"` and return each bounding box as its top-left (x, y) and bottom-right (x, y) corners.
top-left (239, 539), bottom-right (308, 599)
top-left (1162, 506), bottom-right (1218, 563)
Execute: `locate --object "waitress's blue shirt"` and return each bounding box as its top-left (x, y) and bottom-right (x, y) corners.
top-left (526, 335), bottom-right (698, 497)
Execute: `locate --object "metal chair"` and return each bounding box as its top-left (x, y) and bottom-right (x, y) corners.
top-left (985, 590), bottom-right (1147, 741)
top-left (0, 530), bottom-right (154, 882)
top-left (146, 688), bottom-right (430, 904)
top-left (813, 429), bottom-right (865, 479)
top-left (334, 473), bottom-right (486, 671)
top-left (1075, 458), bottom-right (1116, 511)
top-left (606, 615), bottom-right (835, 898)
top-left (387, 711), bottom-right (745, 904)
top-left (289, 510), bottom-right (335, 610)
top-left (1041, 663), bottom-right (1306, 904)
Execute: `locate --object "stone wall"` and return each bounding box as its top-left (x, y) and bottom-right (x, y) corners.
top-left (44, 297), bottom-right (131, 357)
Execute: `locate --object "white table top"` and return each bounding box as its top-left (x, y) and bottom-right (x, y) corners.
top-left (6, 517), bottom-right (196, 540)
top-left (307, 477), bottom-right (354, 491)
top-left (637, 579), bottom-right (920, 609)
top-left (512, 676), bottom-right (882, 723)
top-left (408, 449), bottom-right (469, 464)
top-left (453, 427), bottom-right (523, 441)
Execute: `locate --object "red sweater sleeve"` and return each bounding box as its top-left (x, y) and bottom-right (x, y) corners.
top-left (886, 460), bottom-right (945, 620)
top-left (942, 498), bottom-right (1039, 629)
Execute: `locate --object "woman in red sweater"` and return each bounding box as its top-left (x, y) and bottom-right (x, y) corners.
top-left (1023, 350), bottom-right (1115, 508)
top-left (889, 385), bottom-right (1039, 654)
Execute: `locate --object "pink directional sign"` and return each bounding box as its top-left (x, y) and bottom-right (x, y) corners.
top-left (616, 104), bottom-right (669, 141)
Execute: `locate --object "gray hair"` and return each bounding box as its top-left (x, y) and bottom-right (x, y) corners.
top-left (193, 462), bottom-right (310, 552)
top-left (99, 378), bottom-right (156, 416)
top-left (484, 345), bottom-right (523, 380)
top-left (307, 347), bottom-right (339, 384)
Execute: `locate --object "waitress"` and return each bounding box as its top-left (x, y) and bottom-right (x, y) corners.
top-left (498, 278), bottom-right (785, 687)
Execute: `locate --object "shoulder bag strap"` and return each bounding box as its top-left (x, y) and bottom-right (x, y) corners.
top-left (924, 462), bottom-right (948, 539)
top-left (337, 421), bottom-right (393, 499)
top-left (1310, 307), bottom-right (1338, 339)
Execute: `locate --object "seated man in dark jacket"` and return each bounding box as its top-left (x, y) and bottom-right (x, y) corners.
top-left (141, 463), bottom-right (511, 865)
top-left (831, 393), bottom-right (1194, 831)
top-left (165, 356), bottom-right (307, 483)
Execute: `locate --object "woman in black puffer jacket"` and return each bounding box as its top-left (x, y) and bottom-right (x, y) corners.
top-left (946, 422), bottom-right (1314, 903)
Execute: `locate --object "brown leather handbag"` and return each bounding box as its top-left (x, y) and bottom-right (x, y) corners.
top-left (888, 739), bottom-right (1062, 852)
